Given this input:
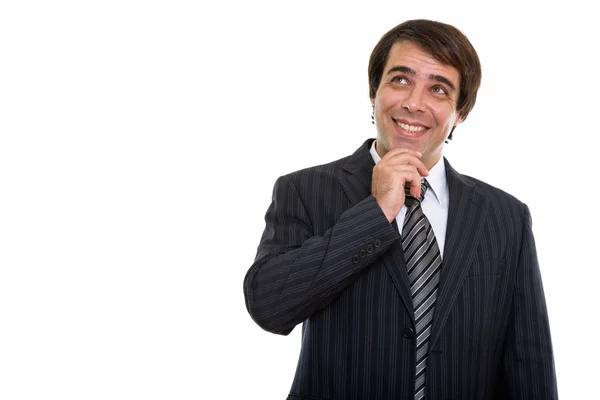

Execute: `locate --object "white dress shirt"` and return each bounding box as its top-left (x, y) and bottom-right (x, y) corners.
top-left (370, 140), bottom-right (449, 258)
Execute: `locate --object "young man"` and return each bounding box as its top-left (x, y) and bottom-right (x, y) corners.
top-left (244, 19), bottom-right (557, 399)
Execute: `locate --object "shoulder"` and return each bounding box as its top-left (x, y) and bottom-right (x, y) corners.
top-left (445, 159), bottom-right (525, 211)
top-left (283, 154), bottom-right (351, 184)
top-left (280, 139), bottom-right (374, 187)
top-left (457, 172), bottom-right (531, 229)
top-left (445, 158), bottom-right (530, 232)
top-left (470, 175), bottom-right (523, 207)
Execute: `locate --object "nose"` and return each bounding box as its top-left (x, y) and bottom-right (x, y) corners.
top-left (402, 87), bottom-right (426, 113)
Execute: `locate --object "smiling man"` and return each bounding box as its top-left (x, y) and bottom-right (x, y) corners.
top-left (244, 20), bottom-right (557, 399)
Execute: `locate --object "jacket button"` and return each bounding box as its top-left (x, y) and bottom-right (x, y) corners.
top-left (374, 239), bottom-right (381, 248)
top-left (359, 249), bottom-right (366, 258)
top-left (366, 245), bottom-right (373, 254)
top-left (402, 327), bottom-right (415, 339)
top-left (351, 255), bottom-right (360, 264)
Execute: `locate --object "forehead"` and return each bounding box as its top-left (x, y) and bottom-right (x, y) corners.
top-left (383, 41), bottom-right (460, 86)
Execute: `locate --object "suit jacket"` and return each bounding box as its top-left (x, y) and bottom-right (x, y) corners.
top-left (243, 139), bottom-right (557, 400)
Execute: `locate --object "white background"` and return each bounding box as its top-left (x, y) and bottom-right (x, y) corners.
top-left (1, 1), bottom-right (598, 399)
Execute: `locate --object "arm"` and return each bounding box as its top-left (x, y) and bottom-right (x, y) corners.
top-left (243, 174), bottom-right (399, 335)
top-left (502, 204), bottom-right (558, 398)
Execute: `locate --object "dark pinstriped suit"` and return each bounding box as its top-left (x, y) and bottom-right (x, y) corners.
top-left (244, 139), bottom-right (557, 399)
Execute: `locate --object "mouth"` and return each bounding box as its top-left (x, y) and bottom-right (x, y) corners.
top-left (392, 118), bottom-right (429, 137)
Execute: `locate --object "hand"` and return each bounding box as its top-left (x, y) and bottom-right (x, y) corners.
top-left (371, 148), bottom-right (429, 223)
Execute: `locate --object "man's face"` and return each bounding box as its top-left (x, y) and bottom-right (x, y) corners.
top-left (372, 41), bottom-right (463, 169)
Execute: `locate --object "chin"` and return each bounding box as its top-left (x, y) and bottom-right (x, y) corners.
top-left (390, 138), bottom-right (420, 151)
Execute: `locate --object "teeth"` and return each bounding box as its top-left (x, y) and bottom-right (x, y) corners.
top-left (396, 120), bottom-right (426, 132)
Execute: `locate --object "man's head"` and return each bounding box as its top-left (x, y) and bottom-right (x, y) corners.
top-left (368, 20), bottom-right (482, 166)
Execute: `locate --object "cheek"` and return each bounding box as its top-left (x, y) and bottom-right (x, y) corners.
top-left (374, 98), bottom-right (387, 115)
top-left (431, 106), bottom-right (458, 126)
top-left (375, 89), bottom-right (404, 111)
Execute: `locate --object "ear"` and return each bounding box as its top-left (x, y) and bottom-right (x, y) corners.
top-left (454, 113), bottom-right (464, 126)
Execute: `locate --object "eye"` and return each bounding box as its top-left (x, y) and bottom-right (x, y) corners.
top-left (431, 85), bottom-right (448, 95)
top-left (391, 76), bottom-right (408, 84)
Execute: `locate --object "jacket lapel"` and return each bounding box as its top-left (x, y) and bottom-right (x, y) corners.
top-left (338, 139), bottom-right (375, 205)
top-left (381, 224), bottom-right (415, 321)
top-left (339, 139), bottom-right (414, 321)
top-left (429, 158), bottom-right (490, 348)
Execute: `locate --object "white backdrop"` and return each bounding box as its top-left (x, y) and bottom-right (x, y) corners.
top-left (1, 1), bottom-right (598, 399)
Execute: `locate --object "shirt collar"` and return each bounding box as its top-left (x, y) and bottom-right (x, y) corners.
top-left (369, 140), bottom-right (448, 205)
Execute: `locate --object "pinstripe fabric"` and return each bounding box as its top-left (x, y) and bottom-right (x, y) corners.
top-left (244, 139), bottom-right (557, 400)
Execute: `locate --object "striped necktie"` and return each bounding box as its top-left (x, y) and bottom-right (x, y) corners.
top-left (402, 180), bottom-right (442, 400)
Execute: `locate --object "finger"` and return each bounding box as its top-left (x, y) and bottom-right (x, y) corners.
top-left (377, 164), bottom-right (420, 181)
top-left (389, 167), bottom-right (422, 197)
top-left (411, 180), bottom-right (422, 199)
top-left (382, 151), bottom-right (429, 177)
top-left (403, 173), bottom-right (422, 199)
top-left (383, 147), bottom-right (422, 160)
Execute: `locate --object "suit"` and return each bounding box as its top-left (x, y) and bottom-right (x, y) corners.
top-left (244, 139), bottom-right (557, 399)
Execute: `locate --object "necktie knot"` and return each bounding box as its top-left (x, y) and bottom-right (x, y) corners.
top-left (404, 179), bottom-right (430, 208)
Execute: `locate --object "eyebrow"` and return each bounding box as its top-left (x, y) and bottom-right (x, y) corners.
top-left (386, 65), bottom-right (457, 92)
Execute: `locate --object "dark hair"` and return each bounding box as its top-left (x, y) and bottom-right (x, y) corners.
top-left (368, 19), bottom-right (482, 126)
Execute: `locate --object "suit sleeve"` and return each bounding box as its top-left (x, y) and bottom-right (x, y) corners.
top-left (243, 174), bottom-right (399, 335)
top-left (502, 204), bottom-right (558, 399)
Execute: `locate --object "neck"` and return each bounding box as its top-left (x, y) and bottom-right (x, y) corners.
top-left (423, 155), bottom-right (442, 171)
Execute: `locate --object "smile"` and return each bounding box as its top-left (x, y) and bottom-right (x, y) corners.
top-left (393, 119), bottom-right (428, 132)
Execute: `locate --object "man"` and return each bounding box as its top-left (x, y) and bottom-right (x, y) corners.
top-left (244, 19), bottom-right (557, 399)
